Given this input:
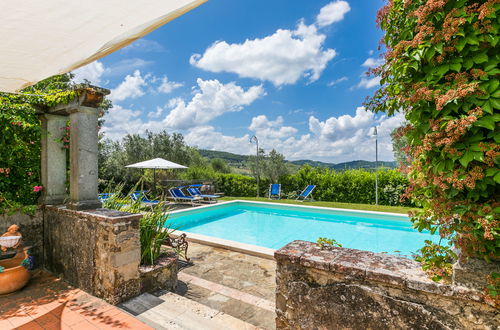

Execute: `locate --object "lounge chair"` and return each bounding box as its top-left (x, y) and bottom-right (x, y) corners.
top-left (130, 191), bottom-right (161, 209)
top-left (295, 185), bottom-right (316, 201)
top-left (169, 188), bottom-right (201, 206)
top-left (186, 187), bottom-right (219, 204)
top-left (268, 184), bottom-right (281, 200)
top-left (98, 193), bottom-right (114, 202)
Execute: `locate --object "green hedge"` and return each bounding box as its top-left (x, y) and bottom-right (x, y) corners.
top-left (213, 166), bottom-right (411, 207)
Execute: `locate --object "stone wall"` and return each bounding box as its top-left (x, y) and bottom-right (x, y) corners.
top-left (0, 210), bottom-right (44, 264)
top-left (44, 206), bottom-right (143, 304)
top-left (275, 241), bottom-right (499, 330)
top-left (139, 255), bottom-right (178, 293)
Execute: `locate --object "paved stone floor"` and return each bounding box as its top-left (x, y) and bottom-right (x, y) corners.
top-left (0, 269), bottom-right (151, 330)
top-left (173, 242), bottom-right (277, 330)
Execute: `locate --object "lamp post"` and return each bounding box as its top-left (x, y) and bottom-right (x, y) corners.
top-left (250, 135), bottom-right (260, 198)
top-left (374, 126), bottom-right (379, 205)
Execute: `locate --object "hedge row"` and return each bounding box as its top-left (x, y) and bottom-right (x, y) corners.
top-left (214, 166), bottom-right (411, 206)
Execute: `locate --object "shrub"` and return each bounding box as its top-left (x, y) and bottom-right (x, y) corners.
top-left (367, 0), bottom-right (499, 284)
top-left (215, 173), bottom-right (259, 197)
top-left (102, 184), bottom-right (175, 265)
top-left (0, 74), bottom-right (79, 211)
top-left (214, 167), bottom-right (411, 206)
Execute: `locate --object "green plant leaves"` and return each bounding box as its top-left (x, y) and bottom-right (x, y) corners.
top-left (473, 52), bottom-right (488, 64)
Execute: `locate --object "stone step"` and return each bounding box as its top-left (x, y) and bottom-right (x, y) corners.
top-left (119, 292), bottom-right (260, 330)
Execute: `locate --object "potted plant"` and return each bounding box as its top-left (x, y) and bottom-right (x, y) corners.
top-left (0, 225), bottom-right (33, 295)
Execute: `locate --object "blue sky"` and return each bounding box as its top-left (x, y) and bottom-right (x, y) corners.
top-left (73, 0), bottom-right (404, 163)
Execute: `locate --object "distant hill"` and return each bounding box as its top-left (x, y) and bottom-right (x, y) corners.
top-left (199, 149), bottom-right (396, 170)
top-left (290, 159), bottom-right (397, 170)
top-left (199, 149), bottom-right (249, 164)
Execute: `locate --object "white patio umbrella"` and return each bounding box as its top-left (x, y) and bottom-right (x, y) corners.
top-left (0, 0), bottom-right (207, 92)
top-left (126, 158), bottom-right (188, 192)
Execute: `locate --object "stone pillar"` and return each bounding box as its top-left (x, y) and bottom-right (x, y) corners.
top-left (39, 114), bottom-right (68, 205)
top-left (67, 106), bottom-right (102, 210)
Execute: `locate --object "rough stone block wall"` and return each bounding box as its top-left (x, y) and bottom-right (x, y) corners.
top-left (139, 255), bottom-right (178, 293)
top-left (44, 206), bottom-right (143, 304)
top-left (275, 241), bottom-right (499, 330)
top-left (0, 210), bottom-right (44, 264)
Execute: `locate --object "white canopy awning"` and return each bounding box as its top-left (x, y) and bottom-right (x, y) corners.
top-left (126, 158), bottom-right (188, 169)
top-left (0, 0), bottom-right (207, 92)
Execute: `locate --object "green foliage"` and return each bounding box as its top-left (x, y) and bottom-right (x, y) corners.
top-left (0, 74), bottom-right (78, 211)
top-left (139, 205), bottom-right (173, 266)
top-left (281, 166), bottom-right (412, 206)
top-left (99, 131), bottom-right (206, 190)
top-left (391, 126), bottom-right (411, 170)
top-left (262, 149), bottom-right (288, 183)
top-left (210, 158), bottom-right (231, 173)
top-left (204, 166), bottom-right (410, 207)
top-left (101, 183), bottom-right (175, 265)
top-left (415, 240), bottom-right (457, 282)
top-left (215, 173), bottom-right (259, 197)
top-left (367, 0), bottom-right (500, 273)
top-left (181, 166), bottom-right (217, 180)
top-left (485, 272), bottom-right (499, 306)
top-left (317, 237), bottom-right (343, 249)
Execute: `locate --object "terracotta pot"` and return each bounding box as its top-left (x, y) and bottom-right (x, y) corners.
top-left (0, 253), bottom-right (31, 295)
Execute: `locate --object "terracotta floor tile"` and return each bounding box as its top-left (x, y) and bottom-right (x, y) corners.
top-left (69, 320), bottom-right (99, 329)
top-left (15, 320), bottom-right (44, 330)
top-left (33, 311), bottom-right (60, 328)
top-left (39, 300), bottom-right (65, 314)
top-left (60, 309), bottom-right (87, 327)
top-left (0, 317), bottom-right (15, 330)
top-left (7, 314), bottom-right (34, 328)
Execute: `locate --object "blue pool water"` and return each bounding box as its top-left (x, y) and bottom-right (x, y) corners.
top-left (168, 202), bottom-right (441, 256)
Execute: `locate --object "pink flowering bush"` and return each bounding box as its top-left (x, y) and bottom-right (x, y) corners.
top-left (366, 0), bottom-right (499, 302)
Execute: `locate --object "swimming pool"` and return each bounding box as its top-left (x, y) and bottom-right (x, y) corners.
top-left (168, 201), bottom-right (440, 257)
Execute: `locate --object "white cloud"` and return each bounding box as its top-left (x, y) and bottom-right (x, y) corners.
top-left (185, 126), bottom-right (252, 154)
top-left (163, 78), bottom-right (265, 130)
top-left (249, 115), bottom-right (298, 139)
top-left (180, 108), bottom-right (405, 163)
top-left (327, 76), bottom-right (348, 87)
top-left (147, 106), bottom-right (165, 119)
top-left (190, 21), bottom-right (336, 86)
top-left (356, 76), bottom-right (381, 89)
top-left (100, 104), bottom-right (153, 140)
top-left (72, 61), bottom-right (105, 85)
top-left (102, 101), bottom-right (405, 162)
top-left (309, 107), bottom-right (374, 141)
top-left (362, 57), bottom-right (384, 68)
top-left (109, 70), bottom-right (148, 102)
top-left (316, 1), bottom-right (351, 27)
top-left (157, 76), bottom-right (183, 94)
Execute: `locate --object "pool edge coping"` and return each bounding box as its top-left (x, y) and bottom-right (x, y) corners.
top-left (172, 230), bottom-right (276, 260)
top-left (169, 199), bottom-right (409, 217)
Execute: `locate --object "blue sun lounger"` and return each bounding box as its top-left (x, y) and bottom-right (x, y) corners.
top-left (296, 185), bottom-right (316, 201)
top-left (186, 187), bottom-right (219, 204)
top-left (98, 193), bottom-right (114, 202)
top-left (268, 184), bottom-right (281, 200)
top-left (169, 188), bottom-right (201, 206)
top-left (130, 191), bottom-right (161, 209)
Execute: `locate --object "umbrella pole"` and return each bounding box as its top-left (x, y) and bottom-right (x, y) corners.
top-left (153, 168), bottom-right (156, 195)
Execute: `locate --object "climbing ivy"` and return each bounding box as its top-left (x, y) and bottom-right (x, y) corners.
top-left (0, 74), bottom-right (80, 212)
top-left (366, 0), bottom-right (499, 291)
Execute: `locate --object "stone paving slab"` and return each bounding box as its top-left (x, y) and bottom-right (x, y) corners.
top-left (121, 292), bottom-right (260, 330)
top-left (175, 242), bottom-right (277, 330)
top-left (181, 242), bottom-right (276, 301)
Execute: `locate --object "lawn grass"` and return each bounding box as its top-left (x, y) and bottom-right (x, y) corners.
top-left (221, 196), bottom-right (417, 214)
